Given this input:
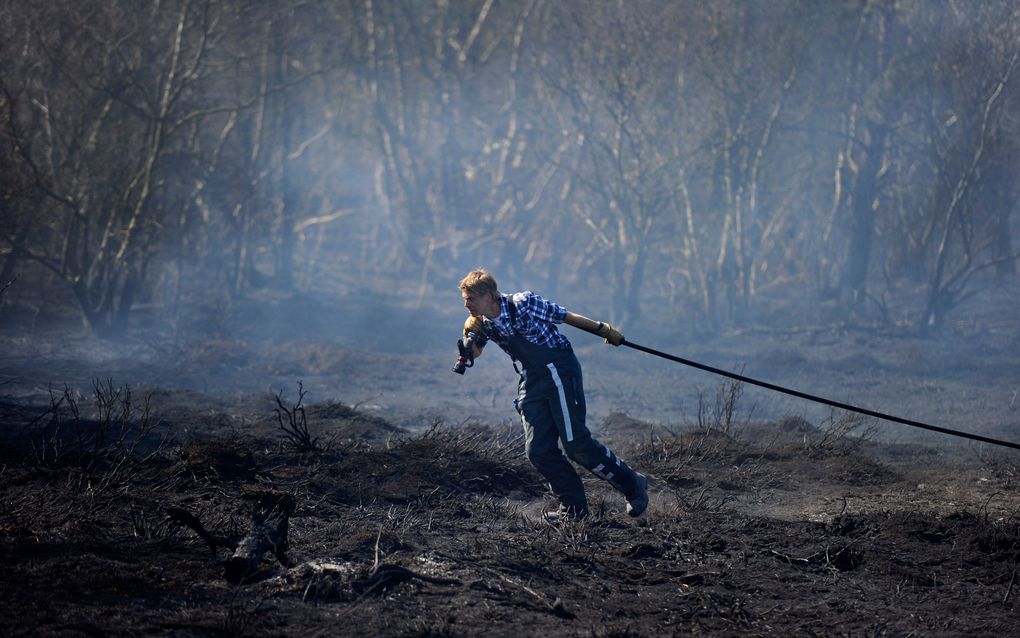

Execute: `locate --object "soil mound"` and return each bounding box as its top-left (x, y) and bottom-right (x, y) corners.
top-left (305, 400), bottom-right (403, 443)
top-left (598, 411), bottom-right (679, 442)
top-left (319, 424), bottom-right (543, 505)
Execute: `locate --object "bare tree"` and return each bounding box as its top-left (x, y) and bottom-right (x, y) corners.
top-left (0, 2), bottom-right (240, 334)
top-left (532, 1), bottom-right (695, 323)
top-left (871, 2), bottom-right (1020, 331)
top-left (3, 0), bottom-right (1018, 337)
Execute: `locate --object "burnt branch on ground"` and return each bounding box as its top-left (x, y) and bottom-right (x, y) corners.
top-left (274, 382), bottom-right (321, 453)
top-left (166, 491), bottom-right (296, 584)
top-left (165, 507), bottom-right (237, 554)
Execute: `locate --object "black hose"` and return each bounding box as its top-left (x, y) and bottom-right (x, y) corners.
top-left (620, 338), bottom-right (1020, 451)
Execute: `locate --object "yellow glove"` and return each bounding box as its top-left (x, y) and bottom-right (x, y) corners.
top-left (595, 321), bottom-right (624, 346)
top-left (463, 315), bottom-right (485, 338)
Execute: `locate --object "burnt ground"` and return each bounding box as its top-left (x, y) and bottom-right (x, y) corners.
top-left (0, 392), bottom-right (1018, 638)
top-left (1, 284), bottom-right (1019, 636)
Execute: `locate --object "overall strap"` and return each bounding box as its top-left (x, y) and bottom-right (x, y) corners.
top-left (505, 296), bottom-right (518, 328)
top-left (503, 295), bottom-right (522, 373)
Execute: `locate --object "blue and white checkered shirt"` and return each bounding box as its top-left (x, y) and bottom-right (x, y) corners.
top-left (476, 292), bottom-right (571, 353)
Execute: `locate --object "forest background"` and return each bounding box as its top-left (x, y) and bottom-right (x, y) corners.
top-left (2, 0), bottom-right (1019, 440)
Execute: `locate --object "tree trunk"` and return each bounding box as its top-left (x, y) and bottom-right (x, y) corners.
top-left (843, 120), bottom-right (889, 311)
top-left (0, 226), bottom-right (27, 292)
top-left (994, 210), bottom-right (1016, 282)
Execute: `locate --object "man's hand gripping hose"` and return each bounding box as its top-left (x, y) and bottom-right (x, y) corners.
top-left (453, 316), bottom-right (484, 375)
top-left (452, 334), bottom-right (478, 374)
top-left (594, 321), bottom-right (624, 346)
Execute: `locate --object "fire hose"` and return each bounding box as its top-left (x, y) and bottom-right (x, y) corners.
top-left (615, 337), bottom-right (1020, 451)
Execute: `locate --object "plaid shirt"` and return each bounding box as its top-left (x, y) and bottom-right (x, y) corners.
top-left (476, 292), bottom-right (571, 353)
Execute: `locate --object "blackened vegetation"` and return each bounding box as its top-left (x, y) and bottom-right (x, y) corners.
top-left (1, 390), bottom-right (1018, 637)
top-left (273, 382), bottom-right (320, 453)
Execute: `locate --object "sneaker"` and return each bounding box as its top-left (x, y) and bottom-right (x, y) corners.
top-left (626, 473), bottom-right (649, 517)
top-left (543, 505), bottom-right (589, 523)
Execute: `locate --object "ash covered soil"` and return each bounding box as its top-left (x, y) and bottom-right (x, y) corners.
top-left (1, 396), bottom-right (1018, 637)
top-left (1, 286), bottom-right (1019, 636)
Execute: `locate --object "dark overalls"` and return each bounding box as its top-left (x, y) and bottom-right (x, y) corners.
top-left (501, 318), bottom-right (640, 514)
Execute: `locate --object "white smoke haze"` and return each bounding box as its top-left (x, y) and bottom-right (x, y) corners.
top-left (1, 0), bottom-right (1018, 448)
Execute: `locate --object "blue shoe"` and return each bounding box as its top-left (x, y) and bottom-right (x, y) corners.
top-left (626, 474), bottom-right (648, 517)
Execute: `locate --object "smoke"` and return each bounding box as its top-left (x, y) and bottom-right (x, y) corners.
top-left (1, 1), bottom-right (1018, 447)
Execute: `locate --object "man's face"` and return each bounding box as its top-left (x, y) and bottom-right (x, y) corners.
top-left (462, 290), bottom-right (498, 318)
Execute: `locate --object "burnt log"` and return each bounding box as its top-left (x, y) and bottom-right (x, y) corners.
top-left (224, 492), bottom-right (296, 584)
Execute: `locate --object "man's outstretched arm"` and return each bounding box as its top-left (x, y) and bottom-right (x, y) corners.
top-left (564, 312), bottom-right (624, 346)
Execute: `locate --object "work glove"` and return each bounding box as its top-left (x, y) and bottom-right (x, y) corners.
top-left (463, 315), bottom-right (485, 338)
top-left (595, 321), bottom-right (624, 346)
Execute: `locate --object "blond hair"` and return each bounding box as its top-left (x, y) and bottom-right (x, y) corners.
top-left (459, 269), bottom-right (499, 301)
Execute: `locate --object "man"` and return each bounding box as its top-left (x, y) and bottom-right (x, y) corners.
top-left (458, 269), bottom-right (648, 521)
